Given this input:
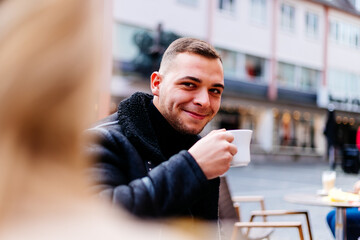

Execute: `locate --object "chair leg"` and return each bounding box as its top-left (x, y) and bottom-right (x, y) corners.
top-left (297, 225), bottom-right (304, 240)
top-left (304, 212), bottom-right (313, 240)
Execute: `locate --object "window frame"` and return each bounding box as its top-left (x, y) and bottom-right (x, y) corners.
top-left (250, 0), bottom-right (267, 25)
top-left (280, 3), bottom-right (296, 32)
top-left (305, 11), bottom-right (319, 38)
top-left (218, 0), bottom-right (236, 14)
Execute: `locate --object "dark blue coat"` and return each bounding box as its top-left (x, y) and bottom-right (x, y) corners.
top-left (87, 92), bottom-right (220, 220)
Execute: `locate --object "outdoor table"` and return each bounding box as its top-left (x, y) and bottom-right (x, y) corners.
top-left (284, 193), bottom-right (360, 240)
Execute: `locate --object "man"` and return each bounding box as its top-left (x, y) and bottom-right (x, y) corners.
top-left (88, 37), bottom-right (237, 220)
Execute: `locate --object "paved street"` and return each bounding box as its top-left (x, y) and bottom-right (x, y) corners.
top-left (226, 160), bottom-right (359, 240)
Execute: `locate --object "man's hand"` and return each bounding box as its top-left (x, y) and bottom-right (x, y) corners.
top-left (188, 129), bottom-right (237, 179)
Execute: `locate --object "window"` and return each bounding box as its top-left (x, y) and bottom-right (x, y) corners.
top-left (219, 0), bottom-right (235, 13)
top-left (305, 12), bottom-right (319, 38)
top-left (280, 3), bottom-right (295, 31)
top-left (274, 109), bottom-right (315, 148)
top-left (340, 23), bottom-right (350, 44)
top-left (300, 67), bottom-right (319, 91)
top-left (177, 0), bottom-right (198, 6)
top-left (350, 26), bottom-right (360, 47)
top-left (328, 69), bottom-right (345, 98)
top-left (250, 0), bottom-right (266, 24)
top-left (113, 23), bottom-right (149, 62)
top-left (330, 21), bottom-right (339, 41)
top-left (329, 20), bottom-right (360, 48)
top-left (328, 69), bottom-right (360, 110)
top-left (245, 55), bottom-right (265, 82)
top-left (216, 48), bottom-right (237, 77)
top-left (277, 62), bottom-right (296, 88)
top-left (278, 63), bottom-right (320, 91)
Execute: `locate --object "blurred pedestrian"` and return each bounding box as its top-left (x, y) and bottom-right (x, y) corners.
top-left (356, 126), bottom-right (360, 152)
top-left (324, 105), bottom-right (338, 170)
top-left (0, 0), bottom-right (210, 239)
top-left (87, 37), bottom-right (237, 221)
top-left (326, 180), bottom-right (360, 240)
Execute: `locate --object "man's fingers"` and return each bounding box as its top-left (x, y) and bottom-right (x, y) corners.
top-left (221, 131), bottom-right (235, 142)
top-left (229, 143), bottom-right (238, 156)
top-left (207, 128), bottom-right (226, 137)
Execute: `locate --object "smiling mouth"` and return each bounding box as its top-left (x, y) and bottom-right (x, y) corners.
top-left (184, 110), bottom-right (208, 120)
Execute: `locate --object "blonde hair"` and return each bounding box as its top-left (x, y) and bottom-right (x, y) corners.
top-left (0, 0), bottom-right (101, 219)
top-left (0, 2), bottom-right (218, 240)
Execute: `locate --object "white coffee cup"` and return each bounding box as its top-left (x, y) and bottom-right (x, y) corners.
top-left (227, 129), bottom-right (253, 167)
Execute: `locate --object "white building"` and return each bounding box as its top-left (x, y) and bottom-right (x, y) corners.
top-left (111, 0), bottom-right (360, 162)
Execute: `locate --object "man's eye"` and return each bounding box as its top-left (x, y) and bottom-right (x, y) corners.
top-left (210, 89), bottom-right (222, 94)
top-left (183, 82), bottom-right (195, 87)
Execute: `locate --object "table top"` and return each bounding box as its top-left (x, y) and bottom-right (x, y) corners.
top-left (284, 193), bottom-right (360, 208)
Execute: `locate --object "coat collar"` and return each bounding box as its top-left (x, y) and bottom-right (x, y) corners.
top-left (117, 92), bottom-right (166, 164)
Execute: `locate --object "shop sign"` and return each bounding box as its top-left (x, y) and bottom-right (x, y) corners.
top-left (317, 87), bottom-right (360, 112)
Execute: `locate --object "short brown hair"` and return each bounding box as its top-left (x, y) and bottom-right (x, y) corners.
top-left (159, 37), bottom-right (222, 74)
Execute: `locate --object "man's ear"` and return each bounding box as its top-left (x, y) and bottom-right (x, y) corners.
top-left (150, 71), bottom-right (161, 96)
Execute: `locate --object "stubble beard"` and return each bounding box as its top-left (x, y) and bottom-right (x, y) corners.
top-left (168, 117), bottom-right (204, 135)
top-left (162, 108), bottom-right (211, 135)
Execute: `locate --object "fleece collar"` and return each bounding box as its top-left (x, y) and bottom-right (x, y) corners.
top-left (117, 92), bottom-right (166, 164)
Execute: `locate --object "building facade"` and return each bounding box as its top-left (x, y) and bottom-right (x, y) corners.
top-left (111, 0), bottom-right (360, 161)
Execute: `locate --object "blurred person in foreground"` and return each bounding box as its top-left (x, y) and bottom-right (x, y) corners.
top-left (0, 0), bottom-right (213, 239)
top-left (87, 37), bottom-right (237, 221)
top-left (326, 180), bottom-right (360, 240)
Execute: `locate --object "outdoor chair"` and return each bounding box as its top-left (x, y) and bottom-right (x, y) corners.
top-left (219, 176), bottom-right (313, 240)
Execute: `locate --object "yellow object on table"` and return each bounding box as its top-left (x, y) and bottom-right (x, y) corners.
top-left (327, 188), bottom-right (360, 202)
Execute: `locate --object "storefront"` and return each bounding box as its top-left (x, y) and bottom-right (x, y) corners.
top-left (206, 95), bottom-right (327, 161)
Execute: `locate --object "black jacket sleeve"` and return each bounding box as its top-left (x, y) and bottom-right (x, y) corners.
top-left (86, 127), bottom-right (210, 218)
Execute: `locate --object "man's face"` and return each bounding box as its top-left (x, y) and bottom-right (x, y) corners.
top-left (151, 52), bottom-right (224, 135)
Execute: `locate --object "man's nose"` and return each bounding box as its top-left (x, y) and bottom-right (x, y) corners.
top-left (194, 89), bottom-right (210, 107)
